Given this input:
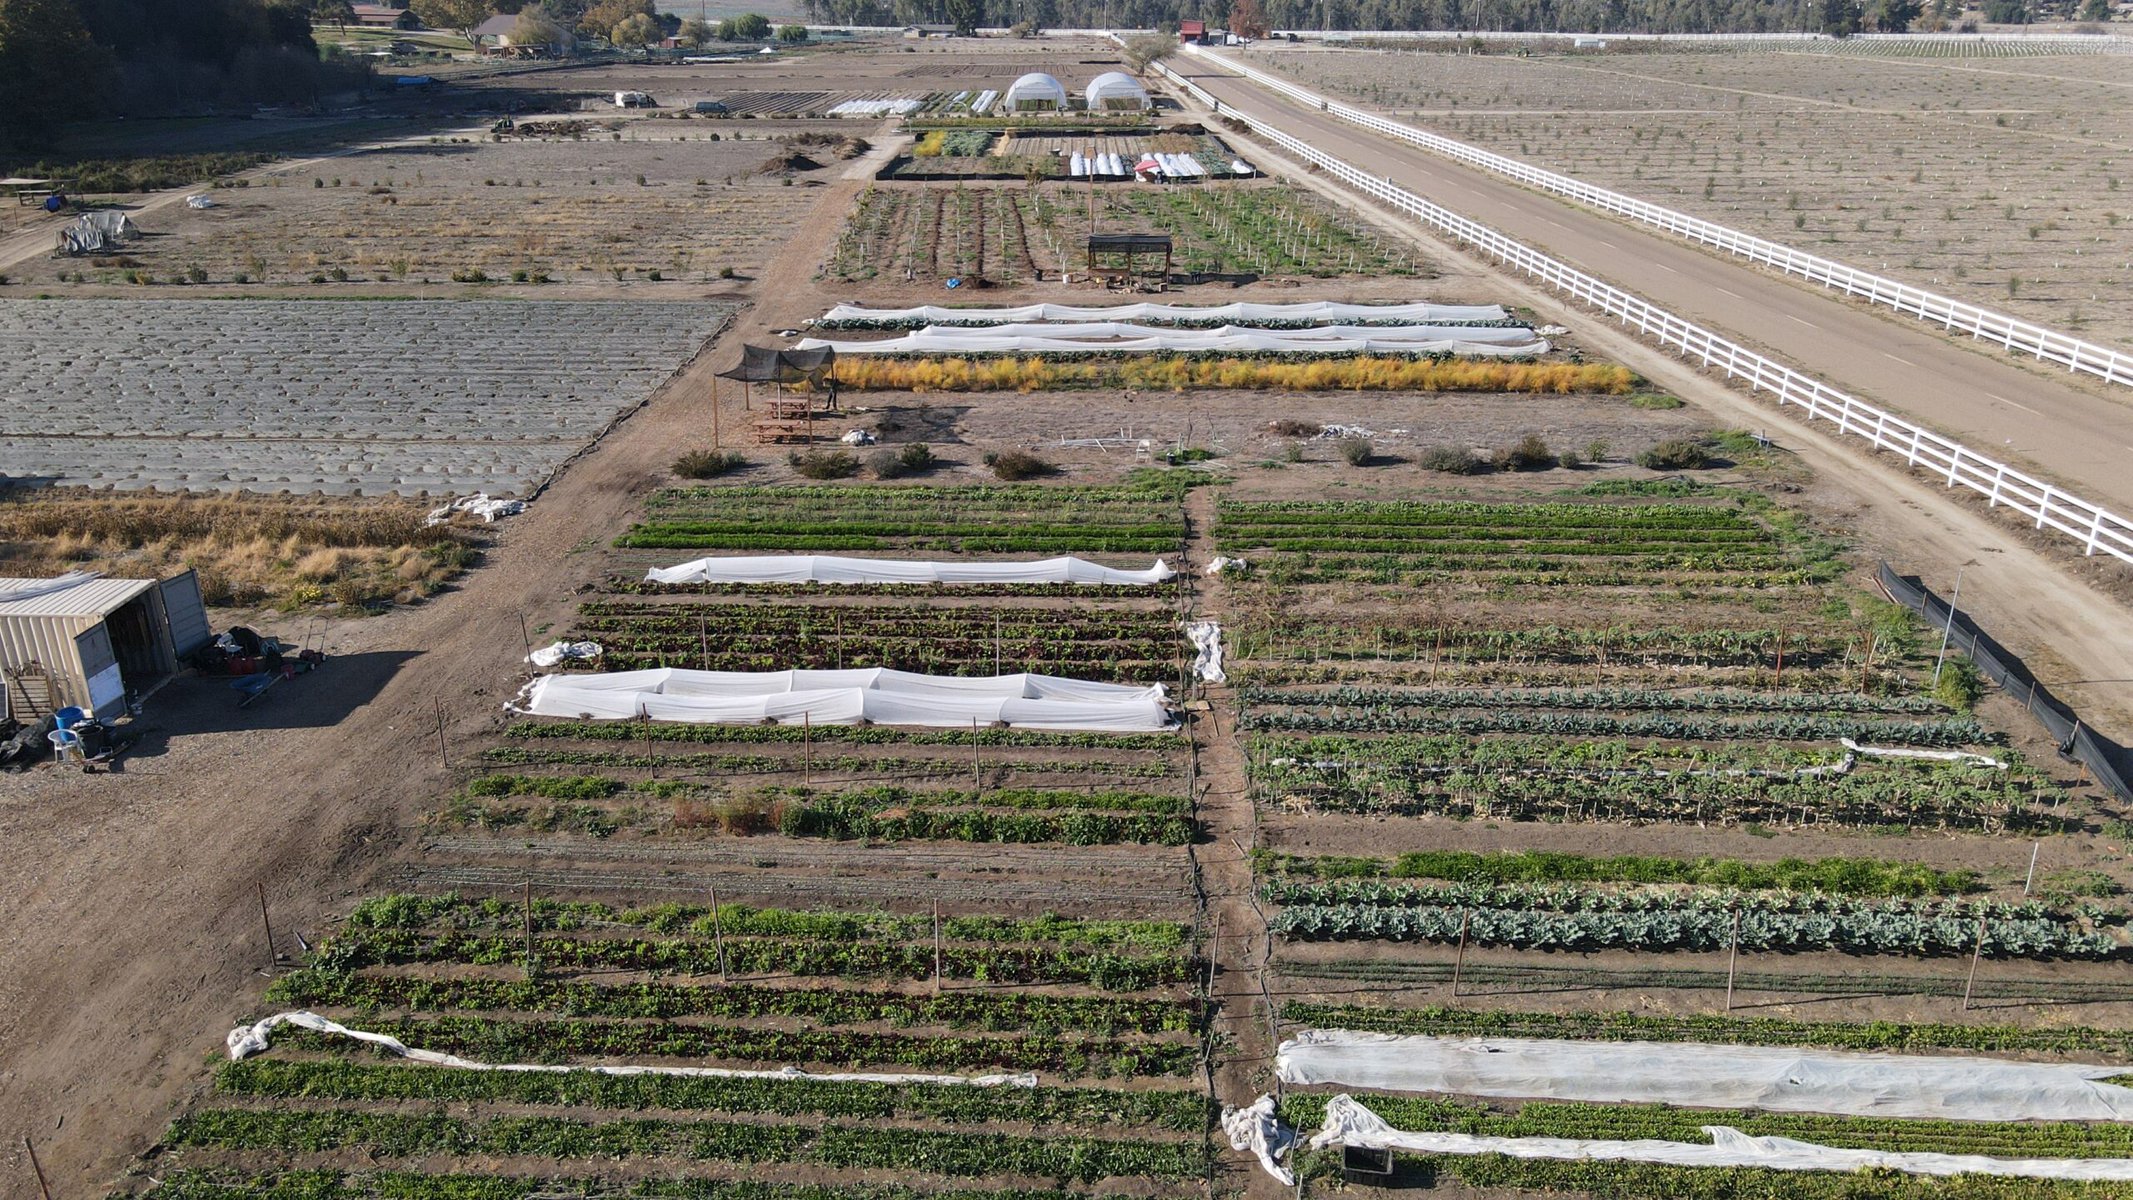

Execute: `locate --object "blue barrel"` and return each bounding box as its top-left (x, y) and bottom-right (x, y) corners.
top-left (54, 706), bottom-right (86, 730)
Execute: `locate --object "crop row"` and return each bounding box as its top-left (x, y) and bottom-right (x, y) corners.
top-left (1279, 957), bottom-right (2133, 1005)
top-left (777, 796), bottom-right (1192, 846)
top-left (1217, 499), bottom-right (1764, 530)
top-left (830, 356), bottom-right (1633, 395)
top-left (1257, 849), bottom-right (1982, 898)
top-left (606, 578), bottom-right (1149, 598)
top-left (1275, 1094), bottom-right (2133, 1159)
top-left (624, 481), bottom-right (1187, 553)
top-left (141, 1174), bottom-right (1103, 1200)
top-left (344, 894), bottom-right (1188, 951)
top-left (502, 721), bottom-right (1181, 752)
top-left (163, 1108), bottom-right (1205, 1182)
top-left (320, 932), bottom-right (1191, 991)
top-left (1241, 685), bottom-right (1944, 716)
top-left (1250, 746), bottom-right (2040, 832)
top-left (216, 1058), bottom-right (1209, 1131)
top-left (1280, 1003), bottom-right (2133, 1055)
top-left (469, 777), bottom-right (1187, 816)
top-left (269, 1015), bottom-right (1197, 1076)
top-left (1242, 707), bottom-right (1986, 747)
top-left (268, 970), bottom-right (1196, 1035)
top-left (481, 744), bottom-right (1178, 780)
top-left (1230, 621), bottom-right (1854, 669)
top-left (1270, 894), bottom-right (2113, 959)
top-left (1236, 556), bottom-right (1815, 589)
top-left (1268, 880), bottom-right (2082, 922)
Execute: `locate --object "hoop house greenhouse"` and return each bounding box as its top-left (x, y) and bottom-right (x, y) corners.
top-left (1003, 72), bottom-right (1068, 112)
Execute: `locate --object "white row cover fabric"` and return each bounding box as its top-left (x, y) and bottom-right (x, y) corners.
top-left (516, 667), bottom-right (1175, 733)
top-left (1310, 1095), bottom-right (2133, 1184)
top-left (1842, 736), bottom-right (2006, 768)
top-left (1278, 1032), bottom-right (2133, 1123)
top-left (528, 640), bottom-right (603, 668)
top-left (1186, 620), bottom-right (1225, 684)
top-left (1223, 1095), bottom-right (1297, 1185)
top-left (229, 1010), bottom-right (1036, 1088)
top-left (798, 330), bottom-right (1548, 357)
top-left (645, 554), bottom-right (1177, 587)
top-left (819, 301), bottom-right (1512, 325)
top-left (829, 321), bottom-right (1535, 345)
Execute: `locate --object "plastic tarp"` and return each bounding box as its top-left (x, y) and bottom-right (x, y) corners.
top-left (425, 493), bottom-right (525, 525)
top-left (818, 301), bottom-right (1513, 325)
top-left (229, 1010), bottom-right (1036, 1088)
top-left (516, 667), bottom-right (1175, 733)
top-left (828, 321), bottom-right (1537, 344)
top-left (1186, 620), bottom-right (1225, 683)
top-left (1223, 1095), bottom-right (1297, 1185)
top-left (1278, 1032), bottom-right (2133, 1123)
top-left (799, 327), bottom-right (1548, 357)
top-left (1310, 1094), bottom-right (2133, 1183)
top-left (528, 640), bottom-right (602, 667)
top-left (645, 554), bottom-right (1177, 587)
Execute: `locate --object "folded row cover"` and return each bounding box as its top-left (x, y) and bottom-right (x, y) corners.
top-left (818, 301), bottom-right (1512, 325)
top-left (516, 668), bottom-right (1176, 733)
top-left (646, 554), bottom-right (1177, 586)
top-left (798, 329), bottom-right (1549, 357)
top-left (1069, 151), bottom-right (1130, 178)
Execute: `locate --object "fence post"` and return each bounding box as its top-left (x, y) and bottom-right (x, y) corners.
top-left (711, 885), bottom-right (729, 980)
top-left (1451, 910), bottom-right (1471, 997)
top-left (2024, 841), bottom-right (2040, 897)
top-left (22, 1136), bottom-right (54, 1200)
top-left (1725, 908), bottom-right (1742, 1012)
top-left (257, 880), bottom-right (278, 971)
top-left (522, 878), bottom-right (536, 980)
top-left (1962, 911), bottom-right (1987, 1011)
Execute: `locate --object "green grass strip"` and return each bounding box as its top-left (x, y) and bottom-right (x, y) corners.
top-left (140, 1171), bottom-right (1090, 1200)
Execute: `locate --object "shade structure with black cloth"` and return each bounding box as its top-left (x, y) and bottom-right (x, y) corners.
top-left (714, 344), bottom-right (839, 445)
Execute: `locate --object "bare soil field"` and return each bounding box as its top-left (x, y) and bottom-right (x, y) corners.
top-left (1241, 42), bottom-right (2133, 347)
top-left (0, 298), bottom-right (735, 495)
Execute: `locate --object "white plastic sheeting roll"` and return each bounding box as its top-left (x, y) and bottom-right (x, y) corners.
top-left (818, 301), bottom-right (1513, 325)
top-left (1278, 1032), bottom-right (2133, 1123)
top-left (644, 554), bottom-right (1176, 587)
top-left (515, 667), bottom-right (1175, 733)
top-left (1309, 1094), bottom-right (2133, 1183)
top-left (1223, 1095), bottom-right (1297, 1185)
top-left (228, 1010), bottom-right (1037, 1088)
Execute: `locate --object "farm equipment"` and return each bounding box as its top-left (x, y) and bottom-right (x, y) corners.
top-left (195, 624), bottom-right (328, 708)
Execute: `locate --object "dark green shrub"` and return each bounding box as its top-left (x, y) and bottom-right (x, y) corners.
top-left (673, 449), bottom-right (747, 479)
top-left (1417, 446), bottom-right (1483, 474)
top-left (1636, 439), bottom-right (1712, 470)
top-left (789, 450), bottom-right (860, 479)
top-left (984, 450), bottom-right (1055, 481)
top-left (1335, 437), bottom-right (1374, 466)
top-left (1496, 434), bottom-right (1557, 471)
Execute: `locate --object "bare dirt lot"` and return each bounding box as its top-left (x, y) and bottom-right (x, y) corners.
top-left (1242, 41), bottom-right (2133, 348)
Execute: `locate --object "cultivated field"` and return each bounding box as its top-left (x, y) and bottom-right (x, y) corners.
top-left (0, 298), bottom-right (733, 495)
top-left (14, 33), bottom-right (2133, 1200)
top-left (1239, 42), bottom-right (2133, 346)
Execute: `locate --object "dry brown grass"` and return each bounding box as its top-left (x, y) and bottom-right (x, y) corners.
top-left (0, 491), bottom-right (479, 611)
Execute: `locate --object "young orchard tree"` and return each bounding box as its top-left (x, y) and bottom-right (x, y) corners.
top-left (412, 0), bottom-right (497, 46)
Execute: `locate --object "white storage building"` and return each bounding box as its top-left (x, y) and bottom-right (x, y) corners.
top-left (0, 571), bottom-right (209, 719)
top-left (1003, 71), bottom-right (1068, 111)
top-left (1085, 71), bottom-right (1151, 111)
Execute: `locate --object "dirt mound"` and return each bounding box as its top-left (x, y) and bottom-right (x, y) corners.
top-left (758, 150), bottom-right (824, 174)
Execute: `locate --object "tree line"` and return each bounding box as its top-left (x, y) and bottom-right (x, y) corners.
top-left (1, 0), bottom-right (370, 151)
top-left (797, 0), bottom-right (2077, 32)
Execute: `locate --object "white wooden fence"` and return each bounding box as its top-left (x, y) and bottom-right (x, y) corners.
top-left (1148, 57), bottom-right (2133, 564)
top-left (1185, 43), bottom-right (2133, 392)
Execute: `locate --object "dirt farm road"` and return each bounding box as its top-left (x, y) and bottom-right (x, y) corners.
top-left (1178, 55), bottom-right (2133, 519)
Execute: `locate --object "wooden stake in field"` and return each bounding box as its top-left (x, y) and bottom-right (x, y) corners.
top-left (256, 880), bottom-right (277, 971)
top-left (711, 375), bottom-right (722, 448)
top-left (518, 610), bottom-right (534, 667)
top-left (434, 699), bottom-right (449, 769)
top-left (522, 879), bottom-right (536, 980)
top-left (2024, 841), bottom-right (2041, 897)
top-left (711, 885), bottom-right (729, 980)
top-left (23, 1136), bottom-right (54, 1200)
top-left (803, 711), bottom-right (812, 784)
top-left (1724, 908), bottom-right (1742, 1012)
top-left (932, 901), bottom-right (944, 991)
top-left (699, 615), bottom-right (710, 671)
top-left (1450, 909), bottom-right (1472, 997)
top-left (971, 716), bottom-right (982, 797)
top-left (1963, 911), bottom-right (1988, 1010)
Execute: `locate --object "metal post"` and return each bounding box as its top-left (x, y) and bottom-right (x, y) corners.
top-left (435, 699), bottom-right (449, 768)
top-left (699, 615), bottom-right (710, 671)
top-left (711, 375), bottom-right (722, 448)
top-left (933, 901), bottom-right (943, 990)
top-left (971, 716), bottom-right (982, 796)
top-left (2024, 841), bottom-right (2040, 897)
top-left (1450, 910), bottom-right (1471, 997)
top-left (1725, 909), bottom-right (1742, 1012)
top-left (522, 879), bottom-right (535, 979)
top-left (711, 885), bottom-right (729, 979)
top-left (1962, 910), bottom-right (1987, 1011)
top-left (803, 711), bottom-right (812, 784)
top-left (257, 880), bottom-right (277, 969)
top-left (518, 611), bottom-right (533, 666)
top-left (995, 612), bottom-right (1002, 675)
top-left (23, 1136), bottom-right (54, 1200)
top-left (1933, 568), bottom-right (1967, 686)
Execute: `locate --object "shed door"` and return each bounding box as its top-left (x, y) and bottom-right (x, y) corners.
top-left (75, 625), bottom-right (119, 713)
top-left (160, 570), bottom-right (212, 659)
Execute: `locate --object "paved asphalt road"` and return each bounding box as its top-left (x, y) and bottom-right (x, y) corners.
top-left (1178, 56), bottom-right (2133, 518)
